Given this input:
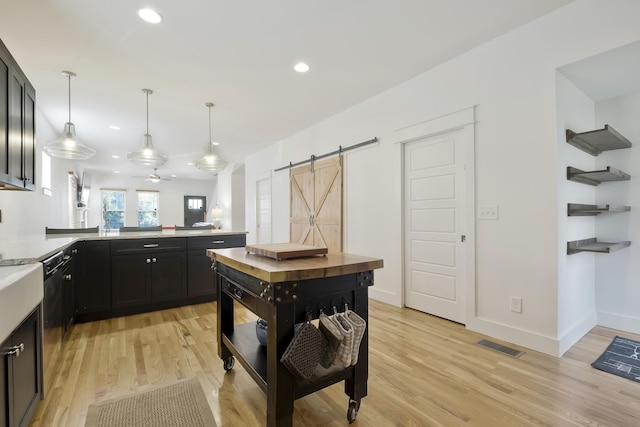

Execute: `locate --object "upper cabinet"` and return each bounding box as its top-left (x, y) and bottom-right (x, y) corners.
top-left (0, 38), bottom-right (36, 191)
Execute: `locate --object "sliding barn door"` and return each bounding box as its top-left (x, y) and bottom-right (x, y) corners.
top-left (290, 157), bottom-right (343, 252)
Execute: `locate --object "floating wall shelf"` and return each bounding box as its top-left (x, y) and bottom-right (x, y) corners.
top-left (566, 166), bottom-right (630, 186)
top-left (567, 238), bottom-right (631, 255)
top-left (567, 203), bottom-right (631, 216)
top-left (566, 124), bottom-right (632, 156)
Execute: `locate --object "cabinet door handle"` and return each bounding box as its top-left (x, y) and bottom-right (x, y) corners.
top-left (212, 240), bottom-right (225, 244)
top-left (143, 244), bottom-right (159, 248)
top-left (4, 343), bottom-right (24, 357)
top-left (63, 274), bottom-right (72, 281)
top-left (152, 258), bottom-right (157, 263)
top-left (146, 258), bottom-right (151, 264)
top-left (234, 289), bottom-right (243, 300)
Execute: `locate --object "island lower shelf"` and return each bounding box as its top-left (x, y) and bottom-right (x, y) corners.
top-left (222, 322), bottom-right (353, 399)
top-left (567, 238), bottom-right (631, 255)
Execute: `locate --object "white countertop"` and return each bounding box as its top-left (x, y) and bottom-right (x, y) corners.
top-left (0, 263), bottom-right (43, 341)
top-left (0, 229), bottom-right (248, 266)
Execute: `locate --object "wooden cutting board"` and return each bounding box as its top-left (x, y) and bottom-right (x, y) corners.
top-left (245, 243), bottom-right (328, 260)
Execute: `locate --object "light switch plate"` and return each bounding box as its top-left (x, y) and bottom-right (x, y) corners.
top-left (478, 205), bottom-right (499, 220)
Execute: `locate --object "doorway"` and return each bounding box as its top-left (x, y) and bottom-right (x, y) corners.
top-left (402, 112), bottom-right (475, 325)
top-left (256, 177), bottom-right (272, 244)
top-left (184, 195), bottom-right (206, 226)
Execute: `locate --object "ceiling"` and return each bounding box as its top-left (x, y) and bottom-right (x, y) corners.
top-left (0, 0), bottom-right (573, 181)
top-left (559, 40), bottom-right (640, 102)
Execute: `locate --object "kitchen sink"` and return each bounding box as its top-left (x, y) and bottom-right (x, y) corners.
top-left (0, 263), bottom-right (43, 341)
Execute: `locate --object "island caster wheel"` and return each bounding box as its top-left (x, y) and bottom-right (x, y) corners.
top-left (223, 356), bottom-right (235, 371)
top-left (347, 399), bottom-right (360, 423)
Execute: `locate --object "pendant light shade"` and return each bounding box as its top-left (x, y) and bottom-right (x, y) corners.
top-left (127, 89), bottom-right (167, 168)
top-left (44, 71), bottom-right (96, 160)
top-left (195, 102), bottom-right (227, 172)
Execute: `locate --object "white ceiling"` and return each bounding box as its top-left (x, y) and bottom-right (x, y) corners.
top-left (0, 0), bottom-right (573, 181)
top-left (559, 40), bottom-right (640, 102)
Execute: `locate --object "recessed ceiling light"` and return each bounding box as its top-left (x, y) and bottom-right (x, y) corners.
top-left (112, 155), bottom-right (120, 159)
top-left (138, 8), bottom-right (162, 24)
top-left (171, 174), bottom-right (177, 178)
top-left (187, 162), bottom-right (194, 166)
top-left (114, 170), bottom-right (120, 174)
top-left (109, 125), bottom-right (120, 130)
top-left (212, 141), bottom-right (220, 146)
top-left (294, 62), bottom-right (310, 73)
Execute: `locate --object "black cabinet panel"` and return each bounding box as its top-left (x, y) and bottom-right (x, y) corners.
top-left (111, 237), bottom-right (186, 255)
top-left (112, 254), bottom-right (151, 308)
top-left (1, 306), bottom-right (42, 427)
top-left (0, 38), bottom-right (36, 191)
top-left (151, 251), bottom-right (187, 302)
top-left (187, 250), bottom-right (216, 297)
top-left (187, 234), bottom-right (245, 251)
top-left (76, 241), bottom-right (111, 314)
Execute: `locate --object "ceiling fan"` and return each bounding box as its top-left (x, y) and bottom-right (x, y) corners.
top-left (138, 168), bottom-right (172, 183)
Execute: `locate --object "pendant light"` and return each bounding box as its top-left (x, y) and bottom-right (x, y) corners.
top-left (44, 71), bottom-right (96, 160)
top-left (127, 89), bottom-right (167, 168)
top-left (195, 102), bottom-right (227, 172)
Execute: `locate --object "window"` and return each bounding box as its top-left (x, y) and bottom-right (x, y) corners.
top-left (137, 191), bottom-right (159, 227)
top-left (102, 190), bottom-right (125, 230)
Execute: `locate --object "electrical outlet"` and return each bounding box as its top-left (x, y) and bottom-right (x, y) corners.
top-left (478, 205), bottom-right (499, 220)
top-left (510, 296), bottom-right (523, 314)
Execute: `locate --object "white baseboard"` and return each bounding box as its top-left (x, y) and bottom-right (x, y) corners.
top-left (467, 317), bottom-right (561, 357)
top-left (369, 288), bottom-right (401, 307)
top-left (468, 312), bottom-right (597, 357)
top-left (598, 311), bottom-right (640, 335)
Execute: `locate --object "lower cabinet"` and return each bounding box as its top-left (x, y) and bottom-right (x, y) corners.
top-left (111, 251), bottom-right (187, 308)
top-left (73, 234), bottom-right (245, 321)
top-left (1, 305), bottom-right (42, 427)
top-left (186, 234), bottom-right (246, 297)
top-left (75, 241), bottom-right (111, 320)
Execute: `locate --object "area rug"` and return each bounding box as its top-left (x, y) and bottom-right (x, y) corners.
top-left (592, 336), bottom-right (640, 383)
top-left (84, 378), bottom-right (217, 427)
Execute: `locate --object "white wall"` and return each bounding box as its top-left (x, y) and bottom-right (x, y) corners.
top-left (84, 172), bottom-right (216, 228)
top-left (216, 163), bottom-right (246, 231)
top-left (0, 109), bottom-right (69, 238)
top-left (556, 72), bottom-right (598, 354)
top-left (245, 0), bottom-right (640, 356)
top-left (595, 91), bottom-right (640, 332)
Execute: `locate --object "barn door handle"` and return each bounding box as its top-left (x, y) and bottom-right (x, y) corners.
top-left (309, 214), bottom-right (315, 226)
top-left (143, 244), bottom-right (159, 248)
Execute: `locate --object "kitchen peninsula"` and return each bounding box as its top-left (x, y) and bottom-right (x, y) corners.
top-left (1, 228), bottom-right (246, 426)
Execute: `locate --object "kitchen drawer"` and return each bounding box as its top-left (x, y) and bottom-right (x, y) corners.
top-left (111, 237), bottom-right (186, 255)
top-left (221, 276), bottom-right (258, 312)
top-left (187, 234), bottom-right (246, 251)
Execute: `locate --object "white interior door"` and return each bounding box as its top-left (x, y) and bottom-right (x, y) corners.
top-left (404, 128), bottom-right (469, 324)
top-left (256, 177), bottom-right (271, 244)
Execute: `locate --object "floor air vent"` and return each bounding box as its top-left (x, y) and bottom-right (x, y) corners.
top-left (477, 339), bottom-right (524, 358)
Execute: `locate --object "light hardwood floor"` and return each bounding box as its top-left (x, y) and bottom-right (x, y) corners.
top-left (30, 300), bottom-right (640, 426)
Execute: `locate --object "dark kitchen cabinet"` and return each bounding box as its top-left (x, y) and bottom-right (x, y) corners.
top-left (187, 234), bottom-right (246, 297)
top-left (0, 38), bottom-right (36, 191)
top-left (75, 241), bottom-right (111, 318)
top-left (1, 306), bottom-right (43, 427)
top-left (61, 246), bottom-right (76, 341)
top-left (111, 238), bottom-right (187, 308)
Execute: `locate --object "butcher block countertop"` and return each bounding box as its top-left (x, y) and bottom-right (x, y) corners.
top-left (207, 247), bottom-right (383, 283)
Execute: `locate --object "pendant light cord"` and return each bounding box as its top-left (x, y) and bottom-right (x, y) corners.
top-left (67, 73), bottom-right (71, 123)
top-left (146, 90), bottom-right (149, 134)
